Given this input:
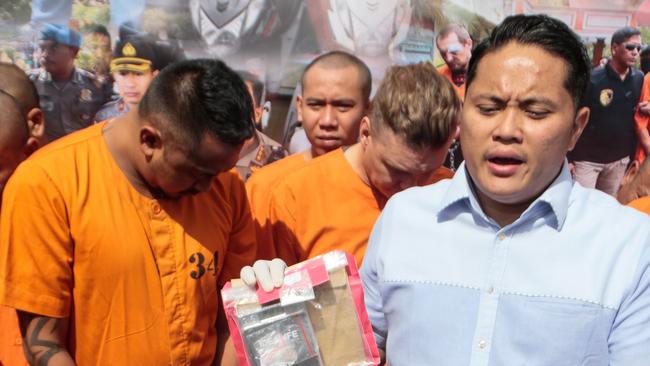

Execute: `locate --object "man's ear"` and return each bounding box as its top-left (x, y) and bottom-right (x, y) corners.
top-left (568, 106), bottom-right (590, 151)
top-left (296, 94), bottom-right (304, 123)
top-left (139, 124), bottom-right (163, 161)
top-left (359, 116), bottom-right (371, 149)
top-left (24, 107), bottom-right (46, 156)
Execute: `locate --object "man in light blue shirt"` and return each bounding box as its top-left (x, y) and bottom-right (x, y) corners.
top-left (361, 14), bottom-right (650, 366)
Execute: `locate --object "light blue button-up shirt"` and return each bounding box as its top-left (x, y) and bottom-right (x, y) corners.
top-left (361, 162), bottom-right (650, 366)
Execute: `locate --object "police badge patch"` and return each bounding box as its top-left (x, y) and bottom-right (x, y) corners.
top-left (599, 89), bottom-right (613, 107)
top-left (80, 88), bottom-right (93, 102)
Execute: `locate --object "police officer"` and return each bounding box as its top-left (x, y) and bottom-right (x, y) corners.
top-left (31, 24), bottom-right (110, 141)
top-left (235, 71), bottom-right (287, 181)
top-left (95, 36), bottom-right (160, 121)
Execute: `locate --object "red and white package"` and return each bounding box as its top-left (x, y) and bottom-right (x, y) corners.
top-left (221, 250), bottom-right (380, 366)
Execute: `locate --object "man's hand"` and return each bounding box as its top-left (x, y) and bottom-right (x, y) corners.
top-left (639, 101), bottom-right (650, 116)
top-left (240, 258), bottom-right (287, 292)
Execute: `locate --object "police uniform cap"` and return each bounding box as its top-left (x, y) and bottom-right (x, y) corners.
top-left (40, 24), bottom-right (82, 48)
top-left (110, 37), bottom-right (156, 74)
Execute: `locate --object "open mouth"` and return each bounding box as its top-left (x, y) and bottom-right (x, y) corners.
top-left (488, 157), bottom-right (523, 165)
top-left (487, 155), bottom-right (524, 177)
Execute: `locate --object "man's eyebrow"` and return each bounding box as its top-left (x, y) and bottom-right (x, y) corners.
top-left (305, 97), bottom-right (325, 103)
top-left (519, 97), bottom-right (558, 109)
top-left (331, 98), bottom-right (357, 105)
top-left (472, 94), bottom-right (558, 108)
top-left (472, 94), bottom-right (506, 104)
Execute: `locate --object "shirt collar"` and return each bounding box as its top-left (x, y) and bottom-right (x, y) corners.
top-left (437, 160), bottom-right (573, 231)
top-left (605, 63), bottom-right (632, 82)
top-left (39, 67), bottom-right (84, 84)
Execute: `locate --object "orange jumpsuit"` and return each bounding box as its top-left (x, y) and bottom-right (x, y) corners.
top-left (0, 123), bottom-right (256, 365)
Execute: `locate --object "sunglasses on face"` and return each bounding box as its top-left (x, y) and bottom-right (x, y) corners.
top-left (624, 43), bottom-right (642, 52)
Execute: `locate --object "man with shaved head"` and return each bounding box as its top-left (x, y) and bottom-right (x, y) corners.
top-left (0, 62), bottom-right (46, 366)
top-left (0, 63), bottom-right (47, 203)
top-left (246, 50), bottom-right (371, 259)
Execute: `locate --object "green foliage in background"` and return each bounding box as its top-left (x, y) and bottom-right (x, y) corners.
top-left (72, 2), bottom-right (110, 28)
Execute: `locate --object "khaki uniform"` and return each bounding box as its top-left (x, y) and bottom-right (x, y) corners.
top-left (95, 97), bottom-right (130, 122)
top-left (30, 68), bottom-right (110, 141)
top-left (236, 130), bottom-right (287, 181)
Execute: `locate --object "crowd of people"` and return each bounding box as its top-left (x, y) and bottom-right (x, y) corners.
top-left (0, 12), bottom-right (650, 366)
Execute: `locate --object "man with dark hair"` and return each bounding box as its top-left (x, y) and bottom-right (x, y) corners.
top-left (95, 36), bottom-right (162, 121)
top-left (79, 23), bottom-right (113, 90)
top-left (436, 23), bottom-right (472, 99)
top-left (31, 24), bottom-right (110, 141)
top-left (0, 62), bottom-right (46, 366)
top-left (0, 59), bottom-right (260, 364)
top-left (235, 71), bottom-right (286, 181)
top-left (246, 50), bottom-right (371, 259)
top-left (569, 26), bottom-right (644, 195)
top-left (251, 62), bottom-right (458, 268)
top-left (357, 14), bottom-right (650, 364)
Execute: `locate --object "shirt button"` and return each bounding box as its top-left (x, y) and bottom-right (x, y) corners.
top-left (479, 340), bottom-right (488, 349)
top-left (152, 202), bottom-right (162, 214)
top-left (497, 233), bottom-right (506, 241)
top-left (486, 286), bottom-right (494, 294)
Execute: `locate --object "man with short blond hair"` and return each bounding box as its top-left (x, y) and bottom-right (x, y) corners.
top-left (264, 62), bottom-right (459, 266)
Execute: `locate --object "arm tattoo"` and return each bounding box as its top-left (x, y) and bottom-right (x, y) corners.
top-left (18, 313), bottom-right (67, 366)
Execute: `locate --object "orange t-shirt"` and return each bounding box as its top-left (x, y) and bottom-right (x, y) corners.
top-left (0, 123), bottom-right (256, 365)
top-left (634, 73), bottom-right (650, 162)
top-left (0, 306), bottom-right (27, 366)
top-left (246, 152), bottom-right (309, 259)
top-left (267, 149), bottom-right (454, 267)
top-left (629, 196), bottom-right (650, 215)
top-left (437, 64), bottom-right (466, 100)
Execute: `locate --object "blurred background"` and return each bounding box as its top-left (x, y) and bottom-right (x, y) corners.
top-left (2, 0), bottom-right (650, 141)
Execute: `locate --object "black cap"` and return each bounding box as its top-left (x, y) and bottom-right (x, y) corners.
top-left (110, 36), bottom-right (157, 73)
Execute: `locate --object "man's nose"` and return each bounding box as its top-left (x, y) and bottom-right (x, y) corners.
top-left (318, 106), bottom-right (338, 128)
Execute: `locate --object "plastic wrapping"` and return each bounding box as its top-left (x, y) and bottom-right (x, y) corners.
top-left (222, 250), bottom-right (380, 366)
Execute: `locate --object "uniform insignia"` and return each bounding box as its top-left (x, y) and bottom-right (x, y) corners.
top-left (200, 0), bottom-right (251, 28)
top-left (80, 88), bottom-right (93, 102)
top-left (599, 89), bottom-right (614, 107)
top-left (123, 42), bottom-right (137, 57)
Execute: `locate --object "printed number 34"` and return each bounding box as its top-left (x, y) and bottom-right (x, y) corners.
top-left (189, 251), bottom-right (219, 280)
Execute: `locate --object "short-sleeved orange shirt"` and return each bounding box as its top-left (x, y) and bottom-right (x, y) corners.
top-left (0, 123), bottom-right (256, 365)
top-left (629, 196), bottom-right (650, 215)
top-left (634, 73), bottom-right (650, 162)
top-left (245, 152), bottom-right (309, 259)
top-left (0, 306), bottom-right (27, 366)
top-left (437, 64), bottom-right (466, 100)
top-left (267, 149), bottom-right (454, 267)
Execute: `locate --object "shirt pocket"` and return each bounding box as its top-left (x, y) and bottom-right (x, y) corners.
top-left (495, 296), bottom-right (609, 366)
top-left (72, 89), bottom-right (103, 126)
